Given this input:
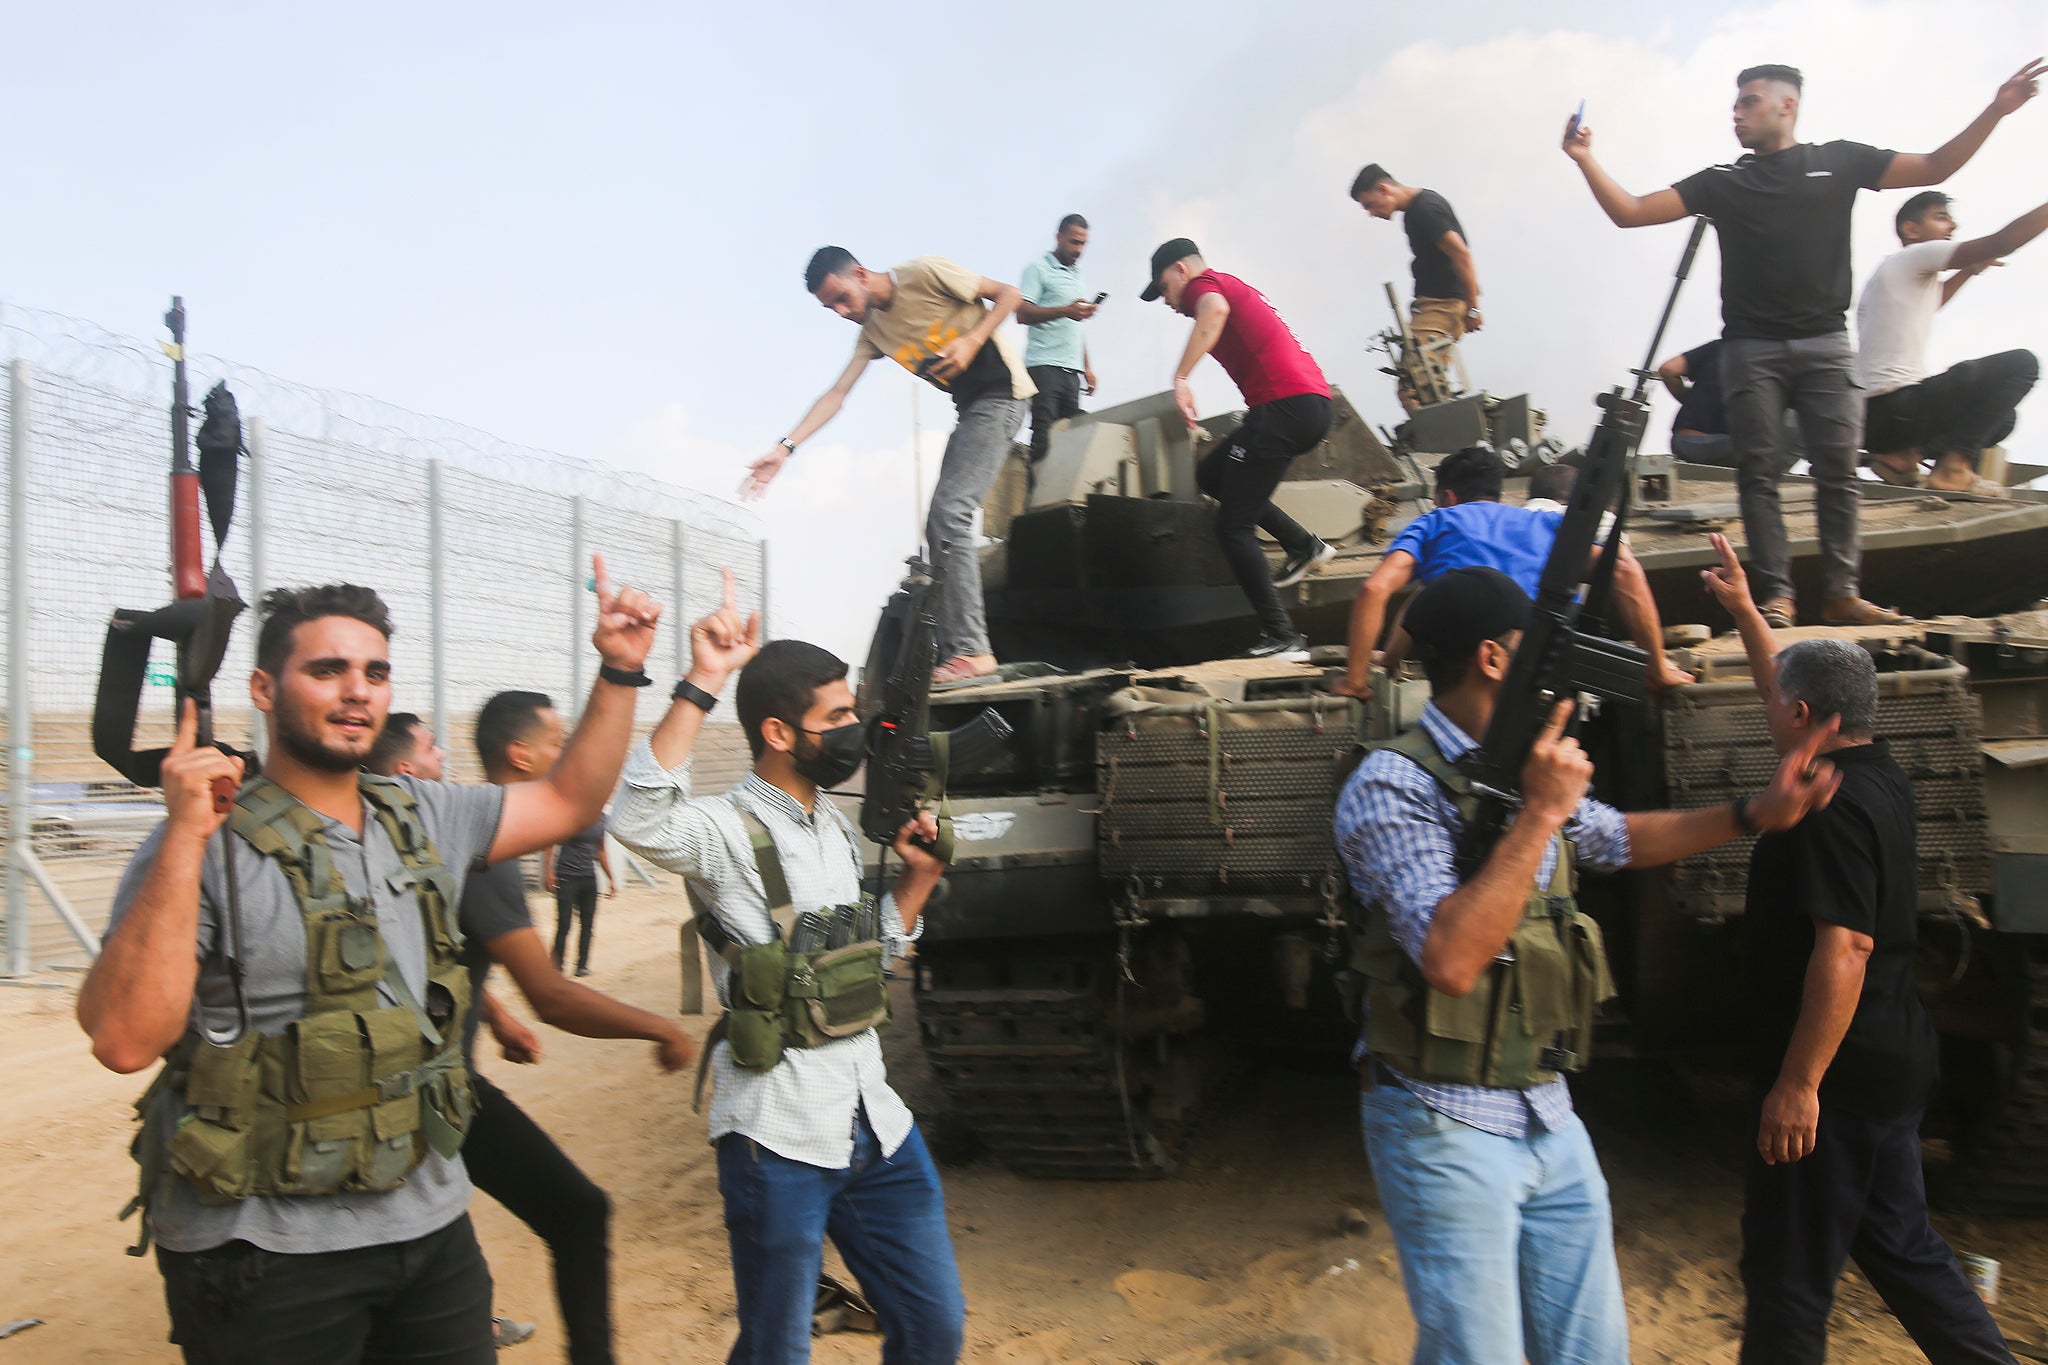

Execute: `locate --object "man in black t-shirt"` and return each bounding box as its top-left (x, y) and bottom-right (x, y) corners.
top-left (1567, 59), bottom-right (2044, 631)
top-left (1700, 536), bottom-right (2011, 1365)
top-left (1352, 164), bottom-right (1481, 412)
top-left (369, 690), bottom-right (697, 1365)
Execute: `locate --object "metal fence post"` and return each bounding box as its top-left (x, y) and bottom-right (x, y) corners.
top-left (671, 519), bottom-right (687, 679)
top-left (7, 359), bottom-right (32, 977)
top-left (569, 495), bottom-right (586, 716)
top-left (247, 416), bottom-right (269, 757)
top-left (428, 459), bottom-right (448, 750)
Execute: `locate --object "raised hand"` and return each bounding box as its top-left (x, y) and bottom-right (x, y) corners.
top-left (1562, 118), bottom-right (1594, 161)
top-left (590, 553), bottom-right (662, 672)
top-left (1749, 716), bottom-right (1844, 832)
top-left (687, 566), bottom-right (763, 687)
top-left (739, 447), bottom-right (788, 502)
top-left (1991, 58), bottom-right (2046, 116)
top-left (1699, 532), bottom-right (1759, 621)
top-left (161, 698), bottom-right (244, 840)
top-left (1519, 699), bottom-right (1593, 828)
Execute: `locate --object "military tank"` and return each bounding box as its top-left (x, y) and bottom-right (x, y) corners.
top-left (852, 370), bottom-right (2048, 1213)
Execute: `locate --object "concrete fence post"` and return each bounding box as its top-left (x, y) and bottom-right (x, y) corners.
top-left (6, 359), bottom-right (31, 977)
top-left (247, 416), bottom-right (270, 758)
top-left (428, 458), bottom-right (448, 752)
top-left (569, 494), bottom-right (587, 717)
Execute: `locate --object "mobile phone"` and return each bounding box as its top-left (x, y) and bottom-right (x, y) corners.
top-left (1566, 99), bottom-right (1585, 140)
top-left (1092, 292), bottom-right (1108, 304)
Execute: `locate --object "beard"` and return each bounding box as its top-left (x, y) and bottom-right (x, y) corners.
top-left (271, 701), bottom-right (373, 773)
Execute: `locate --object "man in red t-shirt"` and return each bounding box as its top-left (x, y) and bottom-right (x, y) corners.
top-left (1143, 238), bottom-right (1334, 658)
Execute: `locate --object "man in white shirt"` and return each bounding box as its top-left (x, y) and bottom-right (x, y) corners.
top-left (1858, 190), bottom-right (2045, 492)
top-left (609, 571), bottom-right (964, 1365)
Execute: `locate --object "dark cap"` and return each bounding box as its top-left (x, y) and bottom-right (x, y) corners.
top-left (1403, 567), bottom-right (1531, 659)
top-left (1140, 238), bottom-right (1201, 301)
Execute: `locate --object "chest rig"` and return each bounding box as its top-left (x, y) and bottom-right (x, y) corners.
top-left (1353, 727), bottom-right (1617, 1090)
top-left (123, 774), bottom-right (475, 1252)
top-left (688, 804), bottom-right (890, 1108)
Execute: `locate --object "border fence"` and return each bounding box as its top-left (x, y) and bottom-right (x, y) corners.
top-left (1, 302), bottom-right (766, 975)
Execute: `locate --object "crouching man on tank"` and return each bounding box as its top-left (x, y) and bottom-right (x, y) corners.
top-left (77, 569), bottom-right (661, 1365)
top-left (609, 570), bottom-right (964, 1365)
top-left (1335, 567), bottom-right (1841, 1365)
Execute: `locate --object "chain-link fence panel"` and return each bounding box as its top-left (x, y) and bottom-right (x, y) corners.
top-left (2, 303), bottom-right (764, 972)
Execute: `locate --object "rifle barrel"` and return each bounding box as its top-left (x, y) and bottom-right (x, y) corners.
top-left (1631, 218), bottom-right (1710, 405)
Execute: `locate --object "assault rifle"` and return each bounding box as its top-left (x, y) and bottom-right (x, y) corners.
top-left (1454, 217), bottom-right (1709, 876)
top-left (92, 298), bottom-right (251, 1040)
top-left (856, 554), bottom-right (1012, 863)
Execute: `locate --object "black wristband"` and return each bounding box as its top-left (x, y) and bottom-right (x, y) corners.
top-left (1733, 794), bottom-right (1760, 836)
top-left (598, 664), bottom-right (652, 688)
top-left (673, 677), bottom-right (719, 713)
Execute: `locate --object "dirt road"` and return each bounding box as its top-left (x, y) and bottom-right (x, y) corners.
top-left (5, 882), bottom-right (2044, 1363)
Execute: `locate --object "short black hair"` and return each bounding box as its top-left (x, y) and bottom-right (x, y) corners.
top-left (475, 690), bottom-right (553, 777)
top-left (365, 712), bottom-right (423, 776)
top-left (1526, 463), bottom-right (1578, 505)
top-left (1736, 64), bottom-right (1802, 91)
top-left (1350, 164), bottom-right (1393, 199)
top-left (735, 640), bottom-right (848, 760)
top-left (256, 584), bottom-right (393, 675)
top-left (1434, 445), bottom-right (1506, 505)
top-left (1896, 190), bottom-right (1951, 241)
top-left (1058, 213), bottom-right (1088, 233)
top-left (804, 246), bottom-right (860, 294)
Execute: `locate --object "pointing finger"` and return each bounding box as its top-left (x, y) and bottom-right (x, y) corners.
top-left (721, 566), bottom-right (737, 611)
top-left (173, 697), bottom-right (198, 753)
top-left (744, 611), bottom-right (763, 647)
top-left (592, 553), bottom-right (614, 610)
top-left (1538, 697), bottom-right (1574, 746)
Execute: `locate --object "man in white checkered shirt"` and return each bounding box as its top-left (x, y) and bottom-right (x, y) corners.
top-left (610, 570), bottom-right (964, 1365)
top-left (1334, 566), bottom-right (1841, 1365)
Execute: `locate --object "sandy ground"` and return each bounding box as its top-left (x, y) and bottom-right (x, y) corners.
top-left (6, 881), bottom-right (2047, 1365)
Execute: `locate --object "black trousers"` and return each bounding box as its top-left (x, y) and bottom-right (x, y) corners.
top-left (1026, 365), bottom-right (1084, 465)
top-left (552, 874), bottom-right (599, 971)
top-left (467, 1075), bottom-right (615, 1365)
top-left (1194, 392), bottom-right (1333, 638)
top-left (156, 1213), bottom-right (494, 1365)
top-left (1739, 1101), bottom-right (2011, 1365)
top-left (1864, 349), bottom-right (2038, 466)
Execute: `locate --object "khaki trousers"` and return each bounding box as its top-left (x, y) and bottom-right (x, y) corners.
top-left (1400, 297), bottom-right (1468, 412)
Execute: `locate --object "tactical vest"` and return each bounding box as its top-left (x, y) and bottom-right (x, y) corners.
top-left (688, 807), bottom-right (890, 1107)
top-left (1354, 727), bottom-right (1617, 1090)
top-left (123, 774), bottom-right (475, 1252)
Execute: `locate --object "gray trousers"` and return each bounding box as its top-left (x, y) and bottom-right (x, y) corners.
top-left (928, 394), bottom-right (1025, 660)
top-left (1721, 333), bottom-right (1864, 604)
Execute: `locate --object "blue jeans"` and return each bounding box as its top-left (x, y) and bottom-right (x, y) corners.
top-left (716, 1114), bottom-right (965, 1365)
top-left (1361, 1085), bottom-right (1629, 1365)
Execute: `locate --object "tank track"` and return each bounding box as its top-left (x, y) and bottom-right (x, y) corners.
top-left (913, 937), bottom-right (1205, 1180)
top-left (1941, 935), bottom-right (2048, 1215)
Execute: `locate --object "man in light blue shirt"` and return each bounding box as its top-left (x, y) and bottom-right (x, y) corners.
top-left (1016, 213), bottom-right (1100, 467)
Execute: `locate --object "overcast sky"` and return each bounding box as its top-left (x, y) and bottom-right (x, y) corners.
top-left (7, 0), bottom-right (2046, 661)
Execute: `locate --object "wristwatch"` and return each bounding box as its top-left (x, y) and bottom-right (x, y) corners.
top-left (598, 664), bottom-right (651, 688)
top-left (673, 677), bottom-right (719, 713)
top-left (777, 437), bottom-right (797, 454)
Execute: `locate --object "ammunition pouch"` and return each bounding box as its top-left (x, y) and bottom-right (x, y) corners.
top-left (689, 806), bottom-right (889, 1108)
top-left (124, 774), bottom-right (473, 1251)
top-left (1351, 728), bottom-right (1616, 1091)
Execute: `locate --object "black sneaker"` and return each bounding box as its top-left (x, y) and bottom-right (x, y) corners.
top-left (1273, 539), bottom-right (1335, 588)
top-left (1246, 632), bottom-right (1311, 662)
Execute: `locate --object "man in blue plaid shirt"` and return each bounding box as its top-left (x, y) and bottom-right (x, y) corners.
top-left (1335, 567), bottom-right (1842, 1365)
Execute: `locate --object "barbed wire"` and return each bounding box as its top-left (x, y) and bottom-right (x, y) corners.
top-left (0, 298), bottom-right (760, 538)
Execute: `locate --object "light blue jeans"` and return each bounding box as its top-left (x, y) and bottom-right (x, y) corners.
top-left (1361, 1084), bottom-right (1629, 1365)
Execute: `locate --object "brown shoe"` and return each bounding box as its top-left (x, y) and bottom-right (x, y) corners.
top-left (1821, 597), bottom-right (1908, 627)
top-left (1758, 597), bottom-right (1796, 630)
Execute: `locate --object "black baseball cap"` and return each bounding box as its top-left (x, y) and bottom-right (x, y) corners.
top-left (1403, 567), bottom-right (1532, 659)
top-left (1140, 238), bottom-right (1201, 301)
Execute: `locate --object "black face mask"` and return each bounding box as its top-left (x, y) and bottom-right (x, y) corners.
top-left (792, 720), bottom-right (866, 789)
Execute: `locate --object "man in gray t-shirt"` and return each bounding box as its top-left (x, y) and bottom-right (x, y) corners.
top-left (79, 570), bottom-right (661, 1365)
